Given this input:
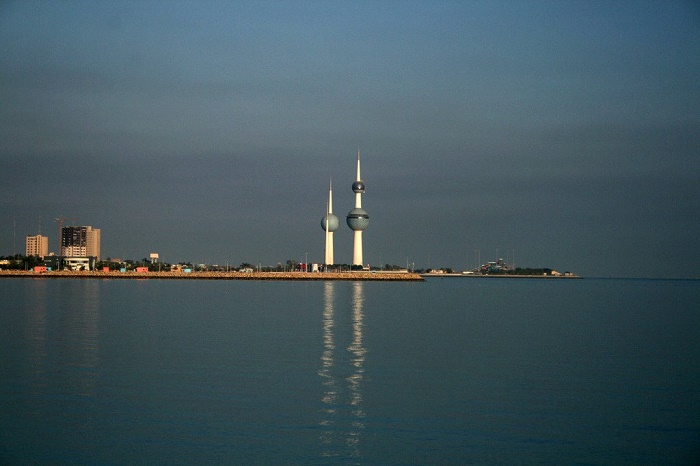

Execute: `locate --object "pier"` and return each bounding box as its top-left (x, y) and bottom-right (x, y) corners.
top-left (0, 270), bottom-right (424, 281)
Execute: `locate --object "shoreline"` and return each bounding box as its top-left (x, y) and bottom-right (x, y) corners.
top-left (0, 270), bottom-right (424, 281)
top-left (420, 273), bottom-right (581, 279)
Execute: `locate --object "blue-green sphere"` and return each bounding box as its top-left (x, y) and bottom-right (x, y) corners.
top-left (321, 213), bottom-right (339, 232)
top-left (346, 208), bottom-right (369, 230)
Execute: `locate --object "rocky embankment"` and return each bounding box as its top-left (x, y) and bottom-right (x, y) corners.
top-left (0, 270), bottom-right (424, 281)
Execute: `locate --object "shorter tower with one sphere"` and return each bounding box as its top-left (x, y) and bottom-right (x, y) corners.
top-left (321, 179), bottom-right (339, 265)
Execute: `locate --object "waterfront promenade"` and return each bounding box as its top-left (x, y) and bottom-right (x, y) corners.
top-left (0, 270), bottom-right (424, 281)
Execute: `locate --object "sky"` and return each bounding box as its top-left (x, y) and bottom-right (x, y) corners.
top-left (1, 1), bottom-right (699, 278)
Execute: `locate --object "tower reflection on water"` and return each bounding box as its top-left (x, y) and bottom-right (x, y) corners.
top-left (319, 281), bottom-right (366, 460)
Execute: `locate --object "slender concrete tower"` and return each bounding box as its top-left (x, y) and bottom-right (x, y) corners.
top-left (346, 150), bottom-right (369, 266)
top-left (321, 178), bottom-right (339, 265)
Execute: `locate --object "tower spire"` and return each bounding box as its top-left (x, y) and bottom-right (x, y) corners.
top-left (328, 177), bottom-right (333, 213)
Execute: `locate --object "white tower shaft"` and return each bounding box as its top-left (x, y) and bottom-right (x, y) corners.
top-left (327, 231), bottom-right (334, 265)
top-left (325, 180), bottom-right (334, 265)
top-left (353, 230), bottom-right (363, 266)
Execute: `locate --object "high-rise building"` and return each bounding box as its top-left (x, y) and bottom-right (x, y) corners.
top-left (26, 235), bottom-right (49, 258)
top-left (346, 150), bottom-right (369, 266)
top-left (86, 227), bottom-right (100, 260)
top-left (61, 226), bottom-right (101, 260)
top-left (321, 179), bottom-right (339, 265)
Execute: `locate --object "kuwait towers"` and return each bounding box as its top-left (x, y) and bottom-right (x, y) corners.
top-left (346, 150), bottom-right (369, 266)
top-left (321, 179), bottom-right (339, 265)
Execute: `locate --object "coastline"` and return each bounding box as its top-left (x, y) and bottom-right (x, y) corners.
top-left (0, 270), bottom-right (424, 281)
top-left (420, 273), bottom-right (581, 279)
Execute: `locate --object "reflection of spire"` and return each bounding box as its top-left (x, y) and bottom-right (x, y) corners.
top-left (318, 281), bottom-right (366, 460)
top-left (346, 281), bottom-right (366, 456)
top-left (321, 281), bottom-right (336, 399)
top-left (319, 282), bottom-right (337, 455)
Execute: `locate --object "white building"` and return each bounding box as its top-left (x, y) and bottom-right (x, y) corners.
top-left (63, 257), bottom-right (93, 271)
top-left (26, 235), bottom-right (49, 258)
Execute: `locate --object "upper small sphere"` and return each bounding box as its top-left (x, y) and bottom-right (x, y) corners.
top-left (321, 213), bottom-right (339, 232)
top-left (352, 180), bottom-right (365, 193)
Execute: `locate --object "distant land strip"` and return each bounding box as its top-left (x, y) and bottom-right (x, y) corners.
top-left (0, 270), bottom-right (424, 281)
top-left (420, 273), bottom-right (581, 279)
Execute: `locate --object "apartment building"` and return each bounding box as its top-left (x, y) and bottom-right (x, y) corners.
top-left (61, 226), bottom-right (101, 260)
top-left (26, 234), bottom-right (49, 258)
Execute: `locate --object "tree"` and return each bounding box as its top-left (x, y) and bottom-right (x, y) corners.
top-left (0, 254), bottom-right (43, 269)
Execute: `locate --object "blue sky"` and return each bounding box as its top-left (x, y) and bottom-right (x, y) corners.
top-left (1, 1), bottom-right (699, 277)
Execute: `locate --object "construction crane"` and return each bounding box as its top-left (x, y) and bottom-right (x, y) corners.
top-left (53, 216), bottom-right (77, 255)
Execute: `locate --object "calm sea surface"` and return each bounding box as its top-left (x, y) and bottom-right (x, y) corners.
top-left (1, 277), bottom-right (699, 464)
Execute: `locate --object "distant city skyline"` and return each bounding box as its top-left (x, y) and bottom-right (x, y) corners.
top-left (1, 2), bottom-right (699, 278)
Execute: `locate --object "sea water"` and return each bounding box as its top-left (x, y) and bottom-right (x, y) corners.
top-left (1, 277), bottom-right (699, 464)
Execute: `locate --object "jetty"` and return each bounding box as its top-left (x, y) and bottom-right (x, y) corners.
top-left (0, 270), bottom-right (424, 281)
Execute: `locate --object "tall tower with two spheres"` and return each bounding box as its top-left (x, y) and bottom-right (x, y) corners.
top-left (346, 150), bottom-right (369, 266)
top-left (320, 179), bottom-right (339, 265)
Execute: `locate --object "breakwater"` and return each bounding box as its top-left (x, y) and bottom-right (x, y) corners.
top-left (420, 273), bottom-right (580, 279)
top-left (0, 270), bottom-right (424, 281)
